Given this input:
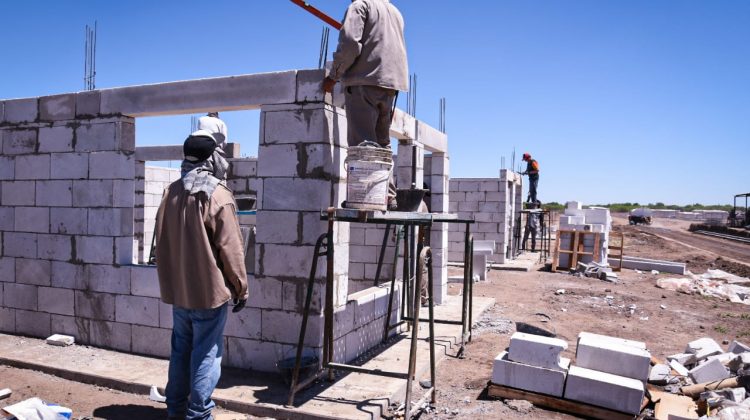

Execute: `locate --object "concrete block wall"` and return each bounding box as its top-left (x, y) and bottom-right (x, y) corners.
top-left (1, 68), bottom-right (447, 372)
top-left (447, 169), bottom-right (522, 264)
top-left (0, 93), bottom-right (142, 350)
top-left (138, 166), bottom-right (180, 262)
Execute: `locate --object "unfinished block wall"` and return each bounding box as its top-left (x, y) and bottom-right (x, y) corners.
top-left (0, 69), bottom-right (446, 371)
top-left (447, 169), bottom-right (522, 264)
top-left (139, 166), bottom-right (180, 262)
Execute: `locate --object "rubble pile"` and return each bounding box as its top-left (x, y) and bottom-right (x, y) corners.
top-left (656, 269), bottom-right (750, 305)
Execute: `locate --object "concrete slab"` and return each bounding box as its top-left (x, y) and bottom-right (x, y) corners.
top-left (491, 351), bottom-right (570, 397)
top-left (563, 365), bottom-right (645, 415)
top-left (688, 358), bottom-right (730, 384)
top-left (508, 332), bottom-right (568, 370)
top-left (685, 337), bottom-right (723, 361)
top-left (0, 295), bottom-right (494, 420)
top-left (608, 256), bottom-right (687, 275)
top-left (575, 333), bottom-right (651, 381)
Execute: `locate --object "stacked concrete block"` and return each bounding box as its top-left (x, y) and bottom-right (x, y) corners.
top-left (492, 332), bottom-right (570, 397)
top-left (575, 332), bottom-right (651, 381)
top-left (447, 171), bottom-right (521, 265)
top-left (563, 365), bottom-right (645, 414)
top-left (557, 202), bottom-right (612, 268)
top-left (139, 166), bottom-right (180, 263)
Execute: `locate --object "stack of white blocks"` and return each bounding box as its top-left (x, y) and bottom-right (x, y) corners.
top-left (491, 331), bottom-right (649, 415)
top-left (558, 201), bottom-right (612, 266)
top-left (492, 332), bottom-right (570, 397)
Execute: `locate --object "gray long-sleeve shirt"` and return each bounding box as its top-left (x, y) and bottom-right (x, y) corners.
top-left (330, 0), bottom-right (409, 91)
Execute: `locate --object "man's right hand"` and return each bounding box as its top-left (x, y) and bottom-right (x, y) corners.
top-left (232, 298), bottom-right (247, 313)
top-left (323, 77), bottom-right (336, 93)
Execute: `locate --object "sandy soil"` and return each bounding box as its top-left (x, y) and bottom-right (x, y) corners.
top-left (0, 366), bottom-right (258, 420)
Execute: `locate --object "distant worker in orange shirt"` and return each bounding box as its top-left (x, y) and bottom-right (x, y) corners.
top-left (521, 153), bottom-right (540, 203)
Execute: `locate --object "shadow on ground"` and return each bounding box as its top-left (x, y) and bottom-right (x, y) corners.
top-left (92, 404), bottom-right (167, 419)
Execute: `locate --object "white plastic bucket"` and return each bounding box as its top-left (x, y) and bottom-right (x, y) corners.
top-left (346, 146), bottom-right (393, 211)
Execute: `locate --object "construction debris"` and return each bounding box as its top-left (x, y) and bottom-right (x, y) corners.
top-left (45, 334), bottom-right (75, 347)
top-left (573, 262), bottom-right (619, 283)
top-left (656, 269), bottom-right (750, 305)
top-left (0, 389), bottom-right (10, 401)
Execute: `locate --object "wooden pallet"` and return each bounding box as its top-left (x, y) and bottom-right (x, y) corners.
top-left (487, 383), bottom-right (636, 420)
top-left (551, 230), bottom-right (602, 272)
top-left (608, 231), bottom-right (625, 272)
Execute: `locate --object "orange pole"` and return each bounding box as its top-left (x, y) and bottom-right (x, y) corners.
top-left (289, 0), bottom-right (342, 30)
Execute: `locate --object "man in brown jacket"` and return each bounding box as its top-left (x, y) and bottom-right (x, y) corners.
top-left (155, 129), bottom-right (248, 420)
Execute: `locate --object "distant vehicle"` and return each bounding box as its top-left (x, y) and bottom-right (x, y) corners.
top-left (628, 215), bottom-right (652, 225)
top-left (629, 207), bottom-right (652, 225)
top-left (729, 193), bottom-right (750, 229)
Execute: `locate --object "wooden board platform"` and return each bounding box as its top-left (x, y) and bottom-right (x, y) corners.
top-left (487, 383), bottom-right (636, 420)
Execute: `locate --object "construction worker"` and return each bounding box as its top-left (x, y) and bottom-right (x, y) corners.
top-left (522, 201), bottom-right (543, 252)
top-left (521, 153), bottom-right (540, 203)
top-left (198, 112), bottom-right (227, 149)
top-left (323, 0), bottom-right (408, 209)
top-left (155, 129), bottom-right (248, 420)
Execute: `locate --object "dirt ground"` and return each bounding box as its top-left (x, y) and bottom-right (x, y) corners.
top-left (2, 216), bottom-right (749, 420)
top-left (0, 366), bottom-right (259, 420)
top-left (421, 215), bottom-right (750, 419)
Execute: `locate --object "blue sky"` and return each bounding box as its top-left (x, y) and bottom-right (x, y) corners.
top-left (2, 1), bottom-right (748, 205)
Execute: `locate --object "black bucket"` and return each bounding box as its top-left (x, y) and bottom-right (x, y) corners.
top-left (396, 189), bottom-right (427, 212)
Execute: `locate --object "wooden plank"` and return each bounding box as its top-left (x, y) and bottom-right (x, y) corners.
top-left (593, 232), bottom-right (601, 263)
top-left (552, 234), bottom-right (560, 271)
top-left (570, 232), bottom-right (581, 268)
top-left (136, 142), bottom-right (240, 161)
top-left (487, 383), bottom-right (635, 420)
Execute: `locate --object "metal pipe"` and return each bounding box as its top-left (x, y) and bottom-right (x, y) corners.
top-left (373, 224), bottom-right (391, 286)
top-left (324, 208), bottom-right (336, 381)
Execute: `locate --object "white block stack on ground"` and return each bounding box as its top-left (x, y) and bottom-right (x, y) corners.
top-left (575, 332), bottom-right (651, 381)
top-left (557, 201), bottom-right (612, 267)
top-left (492, 332), bottom-right (570, 397)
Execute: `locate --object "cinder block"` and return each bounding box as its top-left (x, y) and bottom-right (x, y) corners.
top-left (50, 153), bottom-right (88, 179)
top-left (77, 319), bottom-right (131, 352)
top-left (130, 265), bottom-right (161, 298)
top-left (38, 286), bottom-right (74, 316)
top-left (0, 156), bottom-right (14, 180)
top-left (260, 244), bottom-right (323, 279)
top-left (3, 98), bottom-right (38, 123)
top-left (50, 207), bottom-right (88, 234)
top-left (508, 332), bottom-right (568, 370)
top-left (50, 261), bottom-right (82, 289)
top-left (262, 107), bottom-right (332, 145)
top-left (75, 236), bottom-right (114, 264)
top-left (578, 332), bottom-right (646, 349)
top-left (15, 309), bottom-right (50, 338)
top-left (247, 276), bottom-right (283, 310)
top-left (75, 290), bottom-right (115, 321)
top-left (75, 122), bottom-right (117, 152)
top-left (669, 359), bottom-right (689, 377)
top-left (728, 340), bottom-right (750, 354)
top-left (260, 309), bottom-right (323, 346)
top-left (261, 179), bottom-right (332, 211)
top-left (3, 232), bottom-right (37, 258)
top-left (88, 208), bottom-right (133, 236)
top-left (479, 202), bottom-right (502, 213)
top-left (295, 68), bottom-right (325, 103)
top-left (576, 333), bottom-right (651, 381)
top-left (344, 318), bottom-right (384, 362)
top-left (254, 211), bottom-right (299, 244)
top-left (36, 180), bottom-right (73, 206)
top-left (16, 258), bottom-right (51, 286)
top-left (159, 301), bottom-right (173, 329)
top-left (0, 257), bottom-right (15, 282)
top-left (566, 201), bottom-right (582, 210)
top-left (4, 283), bottom-right (38, 310)
top-left (79, 264), bottom-right (130, 294)
top-left (73, 180), bottom-right (114, 207)
top-left (75, 91), bottom-right (101, 117)
top-left (39, 126), bottom-right (74, 153)
top-left (492, 351), bottom-right (569, 397)
top-left (564, 365), bottom-right (644, 414)
top-left (115, 295), bottom-right (159, 327)
top-left (131, 325), bottom-right (171, 358)
top-left (40, 94), bottom-right (75, 121)
top-left (685, 337), bottom-right (723, 361)
top-left (14, 207), bottom-right (49, 234)
top-left (0, 307), bottom-right (15, 333)
top-left (2, 180), bottom-right (36, 206)
top-left (689, 358), bottom-right (730, 384)
top-left (2, 129), bottom-right (37, 155)
top-left (14, 154), bottom-right (50, 180)
top-left (256, 144), bottom-right (299, 177)
top-left (226, 337), bottom-right (293, 372)
top-left (224, 307), bottom-right (261, 340)
top-left (89, 151), bottom-right (135, 179)
top-left (37, 234), bottom-right (72, 261)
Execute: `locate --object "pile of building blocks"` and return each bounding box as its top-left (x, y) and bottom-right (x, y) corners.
top-left (492, 331), bottom-right (649, 415)
top-left (557, 201), bottom-right (613, 268)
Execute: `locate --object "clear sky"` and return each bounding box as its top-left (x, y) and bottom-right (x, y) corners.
top-left (2, 1), bottom-right (748, 206)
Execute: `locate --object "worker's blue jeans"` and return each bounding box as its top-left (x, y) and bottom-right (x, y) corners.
top-left (166, 303), bottom-right (228, 420)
